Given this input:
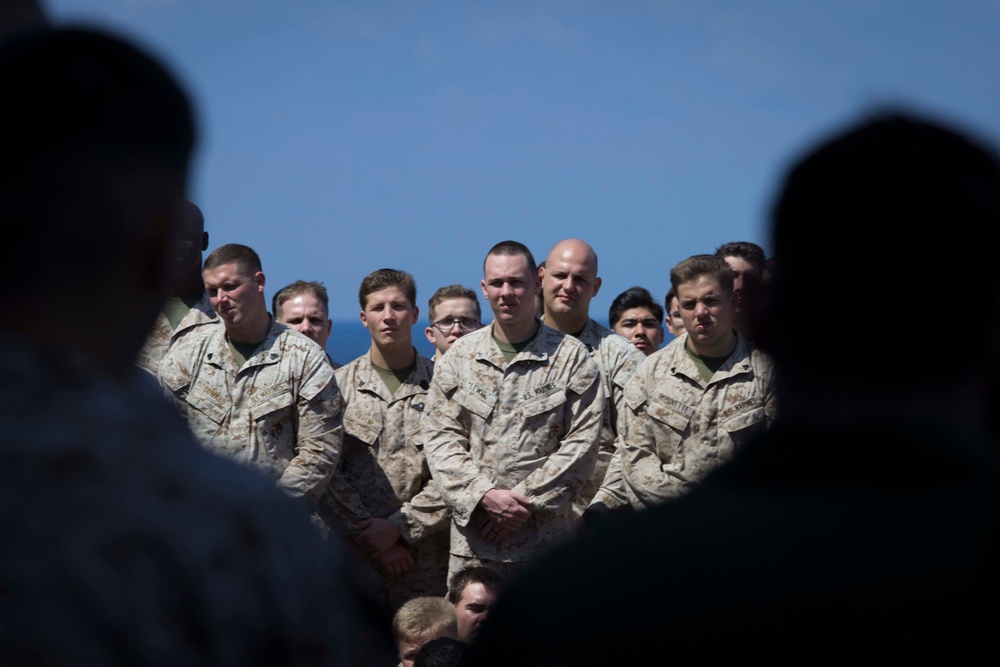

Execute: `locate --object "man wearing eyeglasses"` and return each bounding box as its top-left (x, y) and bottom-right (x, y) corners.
top-left (316, 268), bottom-right (450, 612)
top-left (539, 239), bottom-right (644, 524)
top-left (424, 285), bottom-right (484, 360)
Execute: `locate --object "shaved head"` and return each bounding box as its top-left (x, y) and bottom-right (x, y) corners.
top-left (541, 238), bottom-right (601, 332)
top-left (546, 239), bottom-right (598, 275)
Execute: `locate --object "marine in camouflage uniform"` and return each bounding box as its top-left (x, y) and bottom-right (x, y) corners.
top-left (136, 199), bottom-right (217, 377)
top-left (537, 239), bottom-right (643, 518)
top-left (620, 330), bottom-right (776, 510)
top-left (317, 353), bottom-right (450, 610)
top-left (568, 318), bottom-right (642, 515)
top-left (422, 323), bottom-right (605, 576)
top-left (158, 318), bottom-right (344, 505)
top-left (136, 290), bottom-right (217, 376)
top-left (0, 340), bottom-right (390, 665)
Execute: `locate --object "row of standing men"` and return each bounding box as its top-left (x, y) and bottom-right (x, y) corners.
top-left (10, 21), bottom-right (1000, 665)
top-left (140, 213), bottom-right (777, 617)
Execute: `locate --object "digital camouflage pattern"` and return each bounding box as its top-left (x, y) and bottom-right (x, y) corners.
top-left (136, 291), bottom-right (218, 377)
top-left (157, 319), bottom-right (344, 504)
top-left (0, 338), bottom-right (393, 666)
top-left (317, 352), bottom-right (449, 609)
top-left (422, 323), bottom-right (605, 565)
top-left (621, 331), bottom-right (777, 510)
top-left (569, 318), bottom-right (643, 514)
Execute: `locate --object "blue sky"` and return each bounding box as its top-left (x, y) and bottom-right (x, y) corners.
top-left (45, 0), bottom-right (1000, 322)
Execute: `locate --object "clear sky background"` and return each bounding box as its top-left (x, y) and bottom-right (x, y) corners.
top-left (45, 0), bottom-right (1000, 323)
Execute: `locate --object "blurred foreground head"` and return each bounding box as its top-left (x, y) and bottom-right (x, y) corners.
top-left (0, 26), bottom-right (196, 376)
top-left (763, 111), bottom-right (1000, 417)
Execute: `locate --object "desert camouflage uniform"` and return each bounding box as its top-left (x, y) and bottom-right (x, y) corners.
top-left (136, 290), bottom-right (218, 376)
top-left (422, 322), bottom-right (604, 572)
top-left (158, 319), bottom-right (344, 504)
top-left (621, 331), bottom-right (777, 510)
top-left (317, 352), bottom-right (449, 610)
top-left (568, 319), bottom-right (643, 514)
top-left (0, 338), bottom-right (394, 666)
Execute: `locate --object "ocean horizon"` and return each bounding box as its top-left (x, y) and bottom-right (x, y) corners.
top-left (326, 317), bottom-right (625, 366)
top-left (327, 320), bottom-right (437, 366)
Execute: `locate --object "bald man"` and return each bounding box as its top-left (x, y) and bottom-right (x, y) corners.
top-left (540, 239), bottom-right (643, 520)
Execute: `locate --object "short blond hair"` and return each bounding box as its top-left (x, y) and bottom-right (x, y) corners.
top-left (392, 596), bottom-right (457, 646)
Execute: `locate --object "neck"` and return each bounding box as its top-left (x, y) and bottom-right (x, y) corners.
top-left (686, 329), bottom-right (737, 358)
top-left (172, 268), bottom-right (204, 299)
top-left (227, 312), bottom-right (271, 345)
top-left (543, 312), bottom-right (588, 335)
top-left (494, 317), bottom-right (539, 345)
top-left (370, 340), bottom-right (415, 369)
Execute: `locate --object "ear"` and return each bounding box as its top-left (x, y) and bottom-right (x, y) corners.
top-left (425, 326), bottom-right (437, 346)
top-left (201, 231), bottom-right (209, 252)
top-left (481, 279), bottom-right (488, 300)
top-left (324, 319), bottom-right (332, 337)
top-left (359, 310), bottom-right (368, 327)
top-left (412, 305), bottom-right (419, 321)
top-left (254, 271), bottom-right (265, 293)
top-left (592, 276), bottom-right (602, 297)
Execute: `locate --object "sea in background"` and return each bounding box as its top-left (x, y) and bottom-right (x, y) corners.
top-left (326, 317), bottom-right (628, 366)
top-left (327, 320), bottom-right (437, 366)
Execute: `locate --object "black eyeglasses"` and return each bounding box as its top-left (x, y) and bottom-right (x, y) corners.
top-left (433, 318), bottom-right (481, 333)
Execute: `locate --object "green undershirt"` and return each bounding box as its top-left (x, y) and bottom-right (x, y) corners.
top-left (686, 346), bottom-right (730, 383)
top-left (493, 334), bottom-right (534, 364)
top-left (162, 293), bottom-right (201, 330)
top-left (372, 362), bottom-right (415, 396)
top-left (228, 338), bottom-right (262, 368)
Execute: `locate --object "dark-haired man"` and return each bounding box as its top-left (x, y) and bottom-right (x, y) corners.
top-left (422, 241), bottom-right (604, 582)
top-left (609, 285), bottom-right (665, 357)
top-left (447, 565), bottom-right (505, 644)
top-left (158, 243), bottom-right (344, 507)
top-left (318, 268), bottom-right (449, 612)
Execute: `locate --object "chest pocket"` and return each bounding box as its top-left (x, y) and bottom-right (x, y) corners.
top-left (453, 386), bottom-right (496, 421)
top-left (184, 385), bottom-right (230, 425)
top-left (519, 389), bottom-right (567, 453)
top-left (721, 405), bottom-right (766, 448)
top-left (343, 408), bottom-right (383, 447)
top-left (645, 399), bottom-right (692, 434)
